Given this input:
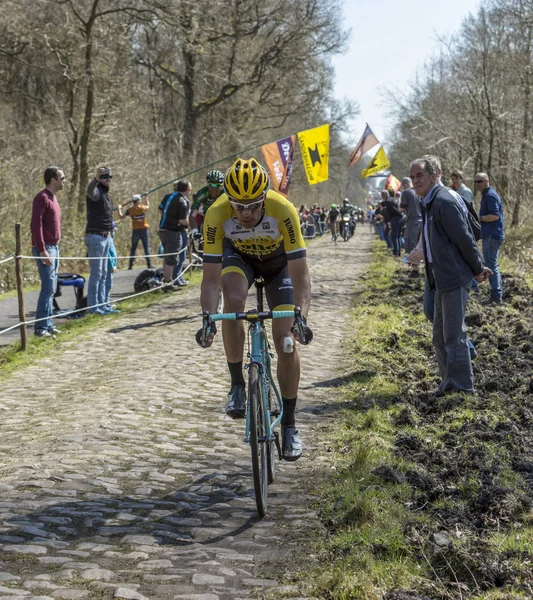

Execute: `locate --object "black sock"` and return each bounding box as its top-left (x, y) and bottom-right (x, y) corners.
top-left (282, 397), bottom-right (297, 427)
top-left (228, 361), bottom-right (245, 388)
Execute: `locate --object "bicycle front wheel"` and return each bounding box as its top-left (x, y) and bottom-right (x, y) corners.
top-left (248, 363), bottom-right (268, 517)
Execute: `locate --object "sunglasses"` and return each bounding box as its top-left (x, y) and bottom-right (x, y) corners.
top-left (208, 183), bottom-right (222, 189)
top-left (229, 196), bottom-right (265, 213)
top-left (474, 179), bottom-right (485, 183)
top-left (100, 174), bottom-right (112, 180)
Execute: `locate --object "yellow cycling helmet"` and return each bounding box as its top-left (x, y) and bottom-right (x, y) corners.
top-left (224, 158), bottom-right (270, 201)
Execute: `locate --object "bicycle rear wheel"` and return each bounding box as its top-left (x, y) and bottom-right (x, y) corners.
top-left (248, 363), bottom-right (268, 517)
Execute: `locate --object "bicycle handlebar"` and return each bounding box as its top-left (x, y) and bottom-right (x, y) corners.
top-left (207, 309), bottom-right (296, 322)
top-left (197, 307), bottom-right (312, 348)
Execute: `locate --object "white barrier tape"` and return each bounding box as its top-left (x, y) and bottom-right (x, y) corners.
top-left (0, 262), bottom-right (196, 336)
top-left (0, 255), bottom-right (15, 265)
top-left (18, 247), bottom-right (188, 261)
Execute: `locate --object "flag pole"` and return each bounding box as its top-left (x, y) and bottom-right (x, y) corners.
top-left (144, 130), bottom-right (307, 196)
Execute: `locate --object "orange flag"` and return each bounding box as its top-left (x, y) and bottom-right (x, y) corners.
top-left (384, 173), bottom-right (401, 192)
top-left (261, 136), bottom-right (296, 196)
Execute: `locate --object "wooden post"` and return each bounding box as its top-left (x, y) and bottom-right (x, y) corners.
top-left (15, 223), bottom-right (27, 350)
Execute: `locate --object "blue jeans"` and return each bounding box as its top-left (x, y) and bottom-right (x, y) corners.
top-left (383, 223), bottom-right (392, 249)
top-left (32, 245), bottom-right (59, 332)
top-left (130, 229), bottom-right (152, 268)
top-left (173, 230), bottom-right (188, 280)
top-left (390, 216), bottom-right (402, 256)
top-left (482, 236), bottom-right (503, 299)
top-left (84, 234), bottom-right (111, 312)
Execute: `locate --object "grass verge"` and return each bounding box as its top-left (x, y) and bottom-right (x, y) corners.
top-left (0, 268), bottom-right (202, 380)
top-left (295, 244), bottom-right (533, 600)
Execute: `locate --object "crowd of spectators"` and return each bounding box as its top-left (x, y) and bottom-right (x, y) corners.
top-left (368, 156), bottom-right (505, 398)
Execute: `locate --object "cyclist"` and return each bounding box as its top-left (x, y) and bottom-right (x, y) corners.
top-left (189, 170), bottom-right (224, 232)
top-left (328, 203), bottom-right (340, 240)
top-left (339, 198), bottom-right (354, 239)
top-left (196, 158), bottom-right (312, 461)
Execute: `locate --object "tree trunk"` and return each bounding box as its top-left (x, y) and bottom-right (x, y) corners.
top-left (182, 47), bottom-right (197, 161)
top-left (78, 22), bottom-right (95, 213)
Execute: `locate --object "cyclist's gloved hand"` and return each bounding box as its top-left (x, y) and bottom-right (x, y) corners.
top-left (292, 314), bottom-right (313, 345)
top-left (195, 321), bottom-right (217, 348)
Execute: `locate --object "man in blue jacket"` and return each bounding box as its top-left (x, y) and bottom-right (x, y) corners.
top-left (475, 173), bottom-right (505, 304)
top-left (410, 156), bottom-right (492, 396)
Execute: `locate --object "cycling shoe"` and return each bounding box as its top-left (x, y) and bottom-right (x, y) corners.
top-left (282, 425), bottom-right (303, 461)
top-left (225, 386), bottom-right (246, 419)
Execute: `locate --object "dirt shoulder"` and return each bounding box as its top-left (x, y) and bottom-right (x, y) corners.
top-left (301, 247), bottom-right (533, 600)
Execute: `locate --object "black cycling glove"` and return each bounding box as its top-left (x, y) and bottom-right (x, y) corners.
top-left (292, 314), bottom-right (313, 345)
top-left (195, 321), bottom-right (217, 347)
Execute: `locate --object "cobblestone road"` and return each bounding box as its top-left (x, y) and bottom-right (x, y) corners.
top-left (0, 230), bottom-right (372, 600)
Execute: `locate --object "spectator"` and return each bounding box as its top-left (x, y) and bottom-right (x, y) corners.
top-left (85, 166), bottom-right (114, 314)
top-left (318, 207), bottom-right (327, 235)
top-left (379, 191), bottom-right (393, 251)
top-left (399, 176), bottom-right (422, 276)
top-left (410, 155), bottom-right (491, 396)
top-left (173, 183), bottom-right (191, 286)
top-left (384, 187), bottom-right (403, 257)
top-left (475, 172), bottom-right (505, 304)
top-left (158, 180), bottom-right (190, 290)
top-left (104, 223), bottom-right (120, 314)
top-left (30, 166), bottom-right (65, 337)
top-left (450, 169), bottom-right (474, 204)
top-left (119, 194), bottom-right (152, 270)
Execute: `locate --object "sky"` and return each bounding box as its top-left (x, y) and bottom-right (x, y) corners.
top-left (331, 0), bottom-right (481, 151)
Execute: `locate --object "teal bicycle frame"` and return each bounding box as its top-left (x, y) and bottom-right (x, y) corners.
top-left (210, 308), bottom-right (294, 443)
top-left (201, 278), bottom-right (302, 516)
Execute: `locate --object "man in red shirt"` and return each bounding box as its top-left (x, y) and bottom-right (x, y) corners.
top-left (30, 166), bottom-right (65, 337)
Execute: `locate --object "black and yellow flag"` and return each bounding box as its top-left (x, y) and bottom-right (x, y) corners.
top-left (360, 146), bottom-right (391, 179)
top-left (297, 124), bottom-right (329, 185)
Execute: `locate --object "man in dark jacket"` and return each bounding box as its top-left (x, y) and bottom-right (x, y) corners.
top-left (85, 166), bottom-right (114, 314)
top-left (410, 155), bottom-right (492, 396)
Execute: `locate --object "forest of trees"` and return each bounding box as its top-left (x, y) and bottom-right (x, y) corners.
top-left (387, 0), bottom-right (533, 227)
top-left (2, 0), bottom-right (532, 292)
top-left (0, 0), bottom-right (361, 287)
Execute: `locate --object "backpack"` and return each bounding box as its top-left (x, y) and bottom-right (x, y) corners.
top-left (464, 199), bottom-right (481, 241)
top-left (134, 268), bottom-right (163, 293)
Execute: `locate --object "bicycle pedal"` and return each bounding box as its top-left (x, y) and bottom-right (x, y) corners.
top-left (270, 410), bottom-right (280, 418)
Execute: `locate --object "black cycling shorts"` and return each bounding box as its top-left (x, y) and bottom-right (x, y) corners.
top-left (221, 239), bottom-right (294, 310)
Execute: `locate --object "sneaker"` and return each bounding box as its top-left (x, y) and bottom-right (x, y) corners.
top-left (88, 308), bottom-right (106, 315)
top-left (49, 327), bottom-right (62, 335)
top-left (225, 386), bottom-right (246, 419)
top-left (103, 307), bottom-right (121, 314)
top-left (281, 426), bottom-right (303, 461)
top-left (177, 279), bottom-right (189, 286)
top-left (35, 329), bottom-right (53, 338)
top-left (162, 282), bottom-right (181, 292)
top-left (481, 296), bottom-right (502, 305)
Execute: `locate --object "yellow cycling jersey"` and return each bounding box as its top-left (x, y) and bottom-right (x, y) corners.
top-left (203, 190), bottom-right (306, 263)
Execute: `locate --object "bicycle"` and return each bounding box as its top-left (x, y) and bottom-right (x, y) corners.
top-left (198, 278), bottom-right (308, 517)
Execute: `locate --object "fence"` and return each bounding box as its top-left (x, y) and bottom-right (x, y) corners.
top-left (0, 223), bottom-right (201, 350)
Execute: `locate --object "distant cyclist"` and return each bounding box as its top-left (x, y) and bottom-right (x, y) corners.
top-left (196, 158), bottom-right (313, 461)
top-left (328, 203), bottom-right (340, 240)
top-left (189, 170), bottom-right (224, 232)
